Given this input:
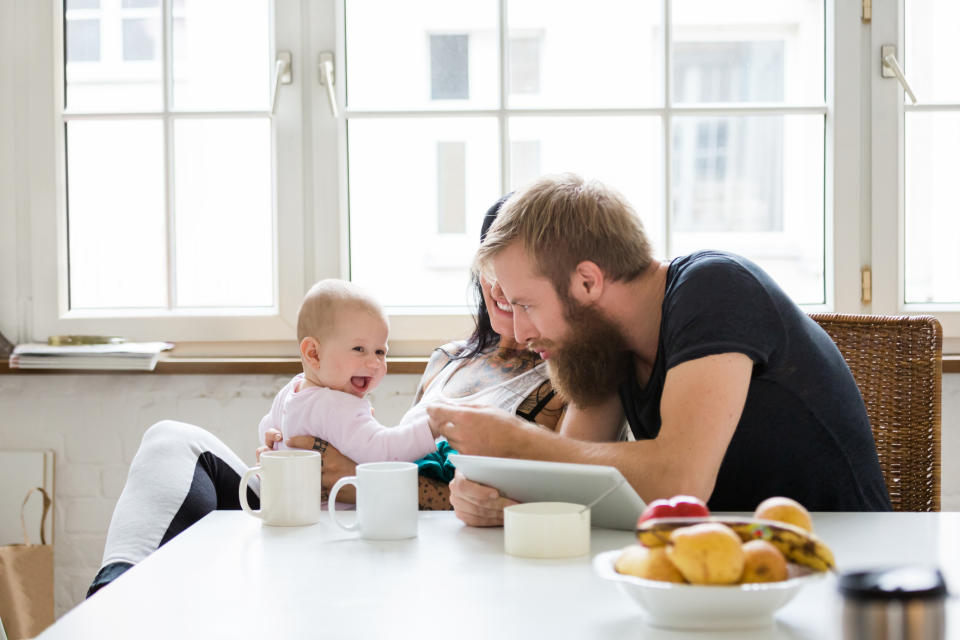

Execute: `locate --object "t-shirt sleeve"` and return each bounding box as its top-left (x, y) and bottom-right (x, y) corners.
top-left (662, 256), bottom-right (784, 372)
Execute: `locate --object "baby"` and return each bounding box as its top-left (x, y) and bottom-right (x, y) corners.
top-left (257, 279), bottom-right (439, 463)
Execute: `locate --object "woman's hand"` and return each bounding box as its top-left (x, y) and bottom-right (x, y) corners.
top-left (286, 436), bottom-right (358, 503)
top-left (255, 428), bottom-right (283, 462)
top-left (448, 470), bottom-right (517, 527)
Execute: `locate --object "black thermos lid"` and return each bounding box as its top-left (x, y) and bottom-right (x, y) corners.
top-left (839, 567), bottom-right (949, 601)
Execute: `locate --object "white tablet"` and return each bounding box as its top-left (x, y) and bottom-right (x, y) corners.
top-left (447, 454), bottom-right (645, 530)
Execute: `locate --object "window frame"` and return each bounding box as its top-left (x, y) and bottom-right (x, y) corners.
top-left (10, 0), bottom-right (956, 355)
top-left (869, 1), bottom-right (960, 349)
top-left (338, 0), bottom-right (843, 354)
top-left (25, 0), bottom-right (306, 344)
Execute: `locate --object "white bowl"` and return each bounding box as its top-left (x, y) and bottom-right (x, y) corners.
top-left (593, 549), bottom-right (824, 630)
top-left (504, 502), bottom-right (590, 558)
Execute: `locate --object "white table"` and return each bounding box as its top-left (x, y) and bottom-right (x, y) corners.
top-left (39, 511), bottom-right (960, 639)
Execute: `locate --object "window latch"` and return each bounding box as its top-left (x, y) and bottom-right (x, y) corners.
top-left (318, 51), bottom-right (339, 118)
top-left (271, 51), bottom-right (293, 116)
top-left (881, 45), bottom-right (917, 105)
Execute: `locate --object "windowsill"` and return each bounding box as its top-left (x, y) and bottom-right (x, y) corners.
top-left (0, 356), bottom-right (431, 375)
top-left (1, 355), bottom-right (959, 375)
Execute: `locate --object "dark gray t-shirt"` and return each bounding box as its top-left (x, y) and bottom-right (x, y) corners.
top-left (618, 251), bottom-right (892, 512)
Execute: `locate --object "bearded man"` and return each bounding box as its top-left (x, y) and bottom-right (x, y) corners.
top-left (429, 173), bottom-right (891, 525)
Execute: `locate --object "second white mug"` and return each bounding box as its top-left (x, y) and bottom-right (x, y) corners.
top-left (329, 461), bottom-right (418, 540)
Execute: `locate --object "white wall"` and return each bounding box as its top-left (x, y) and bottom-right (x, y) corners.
top-left (0, 371), bottom-right (421, 618)
top-left (0, 370), bottom-right (957, 618)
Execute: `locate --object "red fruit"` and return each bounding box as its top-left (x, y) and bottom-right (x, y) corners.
top-left (637, 495), bottom-right (709, 526)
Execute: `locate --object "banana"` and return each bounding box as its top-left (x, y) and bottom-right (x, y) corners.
top-left (635, 516), bottom-right (836, 573)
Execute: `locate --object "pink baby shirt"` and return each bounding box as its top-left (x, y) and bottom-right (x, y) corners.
top-left (257, 374), bottom-right (436, 464)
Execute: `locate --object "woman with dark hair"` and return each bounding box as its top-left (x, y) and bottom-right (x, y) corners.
top-left (88, 196), bottom-right (566, 596)
top-left (298, 194), bottom-right (565, 510)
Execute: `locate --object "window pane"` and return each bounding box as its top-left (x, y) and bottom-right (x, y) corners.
top-left (671, 0), bottom-right (823, 104)
top-left (122, 18), bottom-right (159, 62)
top-left (66, 19), bottom-right (100, 63)
top-left (348, 118), bottom-right (500, 307)
top-left (66, 0), bottom-right (99, 8)
top-left (172, 0), bottom-right (271, 111)
top-left (122, 0), bottom-right (158, 7)
top-left (905, 113), bottom-right (960, 304)
top-left (346, 1), bottom-right (498, 110)
top-left (508, 116), bottom-right (664, 256)
top-left (65, 13), bottom-right (161, 111)
top-left (507, 0), bottom-right (662, 108)
top-left (66, 120), bottom-right (166, 309)
top-left (671, 115), bottom-right (824, 304)
top-left (174, 119), bottom-right (274, 308)
top-left (509, 36), bottom-right (540, 95)
top-left (906, 0), bottom-right (960, 103)
top-left (430, 35), bottom-right (470, 100)
top-left (437, 142), bottom-right (467, 233)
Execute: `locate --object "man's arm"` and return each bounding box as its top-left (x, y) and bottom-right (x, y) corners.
top-left (431, 352), bottom-right (753, 504)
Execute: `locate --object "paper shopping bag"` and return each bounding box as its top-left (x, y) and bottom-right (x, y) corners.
top-left (0, 487), bottom-right (53, 640)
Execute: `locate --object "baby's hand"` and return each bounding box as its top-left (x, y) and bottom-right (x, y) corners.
top-left (256, 428), bottom-right (282, 461)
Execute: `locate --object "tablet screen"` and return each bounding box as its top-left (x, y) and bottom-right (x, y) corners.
top-left (448, 454), bottom-right (645, 530)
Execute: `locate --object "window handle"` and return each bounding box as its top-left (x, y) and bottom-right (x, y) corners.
top-left (318, 51), bottom-right (339, 118)
top-left (881, 45), bottom-right (917, 104)
top-left (271, 51), bottom-right (293, 116)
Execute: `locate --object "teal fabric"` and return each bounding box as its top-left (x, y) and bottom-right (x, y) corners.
top-left (416, 441), bottom-right (458, 483)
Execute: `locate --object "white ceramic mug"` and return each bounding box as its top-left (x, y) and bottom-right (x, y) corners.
top-left (239, 450), bottom-right (323, 526)
top-left (328, 461), bottom-right (418, 540)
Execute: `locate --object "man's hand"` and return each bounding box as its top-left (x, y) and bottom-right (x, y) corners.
top-left (448, 470), bottom-right (518, 527)
top-left (427, 403), bottom-right (537, 457)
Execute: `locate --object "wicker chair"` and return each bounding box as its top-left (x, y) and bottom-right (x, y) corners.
top-left (809, 314), bottom-right (942, 511)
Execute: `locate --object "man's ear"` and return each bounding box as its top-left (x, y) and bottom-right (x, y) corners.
top-left (300, 337), bottom-right (321, 368)
top-left (569, 260), bottom-right (605, 304)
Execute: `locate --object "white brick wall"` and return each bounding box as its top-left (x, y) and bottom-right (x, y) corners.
top-left (0, 371), bottom-right (957, 618)
top-left (0, 371), bottom-right (420, 617)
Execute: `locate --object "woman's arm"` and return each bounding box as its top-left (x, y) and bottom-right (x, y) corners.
top-left (516, 379), bottom-right (567, 432)
top-left (558, 394), bottom-right (625, 442)
top-left (287, 435), bottom-right (453, 510)
top-left (414, 344), bottom-right (459, 403)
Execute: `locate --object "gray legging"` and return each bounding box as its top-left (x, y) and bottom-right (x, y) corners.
top-left (88, 421), bottom-right (259, 597)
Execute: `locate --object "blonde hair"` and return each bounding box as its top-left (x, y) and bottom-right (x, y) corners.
top-left (475, 174), bottom-right (653, 296)
top-left (297, 279), bottom-right (385, 344)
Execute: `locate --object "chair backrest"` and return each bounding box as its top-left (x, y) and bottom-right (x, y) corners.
top-left (809, 313), bottom-right (942, 511)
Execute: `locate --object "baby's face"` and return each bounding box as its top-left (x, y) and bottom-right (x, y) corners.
top-left (314, 307), bottom-right (389, 398)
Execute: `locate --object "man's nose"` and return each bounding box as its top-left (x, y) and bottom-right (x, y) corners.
top-left (513, 311), bottom-right (538, 345)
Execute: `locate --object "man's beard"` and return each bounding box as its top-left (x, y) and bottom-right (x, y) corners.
top-left (543, 298), bottom-right (633, 409)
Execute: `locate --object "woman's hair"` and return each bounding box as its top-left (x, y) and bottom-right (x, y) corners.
top-left (475, 173), bottom-right (653, 297)
top-left (448, 194), bottom-right (511, 361)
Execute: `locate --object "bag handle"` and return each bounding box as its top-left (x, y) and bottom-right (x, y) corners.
top-left (20, 487), bottom-right (52, 545)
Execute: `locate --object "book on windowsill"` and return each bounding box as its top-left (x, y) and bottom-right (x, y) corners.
top-left (8, 342), bottom-right (174, 371)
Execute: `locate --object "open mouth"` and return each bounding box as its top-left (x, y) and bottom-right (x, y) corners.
top-left (350, 376), bottom-right (371, 394)
top-left (491, 299), bottom-right (513, 317)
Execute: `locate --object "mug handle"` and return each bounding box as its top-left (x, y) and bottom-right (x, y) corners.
top-left (239, 466), bottom-right (262, 519)
top-left (329, 475), bottom-right (359, 531)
